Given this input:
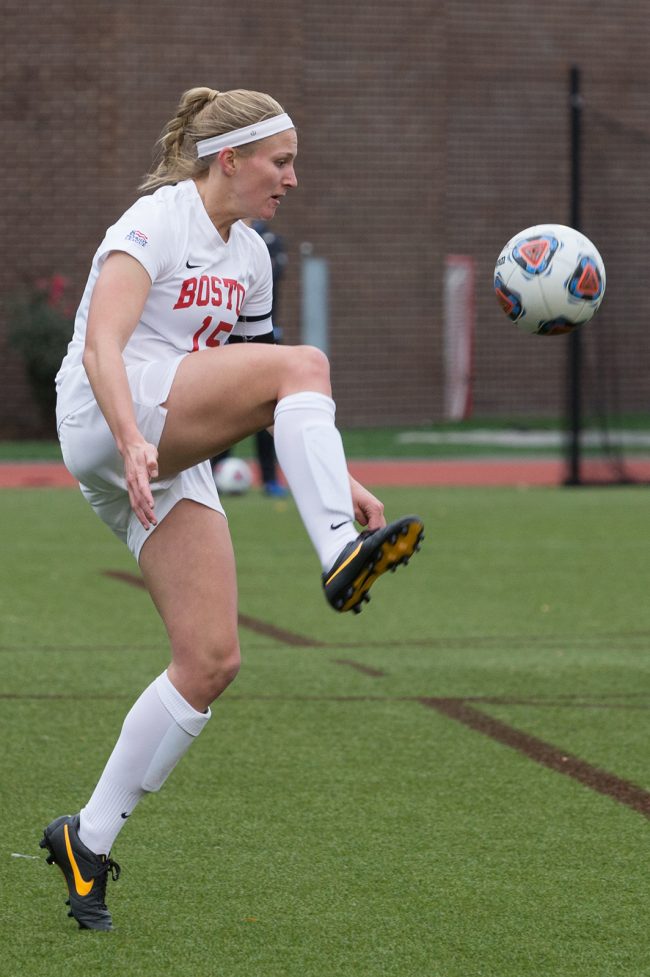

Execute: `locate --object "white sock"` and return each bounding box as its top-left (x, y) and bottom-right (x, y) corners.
top-left (273, 391), bottom-right (358, 570)
top-left (79, 671), bottom-right (210, 855)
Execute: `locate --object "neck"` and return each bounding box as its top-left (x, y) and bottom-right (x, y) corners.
top-left (193, 175), bottom-right (238, 242)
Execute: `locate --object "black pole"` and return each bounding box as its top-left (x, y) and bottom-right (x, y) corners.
top-left (565, 65), bottom-right (582, 485)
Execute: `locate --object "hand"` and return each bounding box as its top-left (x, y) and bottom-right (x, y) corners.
top-left (122, 439), bottom-right (160, 530)
top-left (349, 475), bottom-right (385, 531)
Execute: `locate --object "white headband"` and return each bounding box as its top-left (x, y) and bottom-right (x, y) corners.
top-left (196, 113), bottom-right (294, 158)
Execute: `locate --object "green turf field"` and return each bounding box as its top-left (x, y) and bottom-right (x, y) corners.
top-left (2, 484), bottom-right (650, 976)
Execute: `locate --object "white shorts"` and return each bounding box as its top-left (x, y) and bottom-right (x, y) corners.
top-left (57, 356), bottom-right (226, 563)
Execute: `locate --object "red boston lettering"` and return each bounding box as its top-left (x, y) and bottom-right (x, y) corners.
top-left (173, 278), bottom-right (197, 309)
top-left (174, 276), bottom-right (246, 313)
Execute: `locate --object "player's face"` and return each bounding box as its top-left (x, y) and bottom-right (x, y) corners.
top-left (237, 129), bottom-right (298, 220)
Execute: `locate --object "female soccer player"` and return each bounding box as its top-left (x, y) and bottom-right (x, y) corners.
top-left (40, 86), bottom-right (423, 930)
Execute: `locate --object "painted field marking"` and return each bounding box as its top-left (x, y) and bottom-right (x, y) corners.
top-left (98, 570), bottom-right (650, 819)
top-left (333, 659), bottom-right (387, 677)
top-left (422, 696), bottom-right (650, 819)
top-left (102, 570), bottom-right (323, 647)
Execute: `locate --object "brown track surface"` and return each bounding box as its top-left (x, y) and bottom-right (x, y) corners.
top-left (3, 457), bottom-right (650, 488)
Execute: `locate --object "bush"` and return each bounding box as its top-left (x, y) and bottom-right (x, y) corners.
top-left (6, 275), bottom-right (74, 425)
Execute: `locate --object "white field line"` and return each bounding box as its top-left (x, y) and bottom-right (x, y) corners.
top-left (397, 430), bottom-right (650, 448)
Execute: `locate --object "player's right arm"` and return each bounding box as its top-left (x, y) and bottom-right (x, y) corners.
top-left (83, 251), bottom-right (159, 530)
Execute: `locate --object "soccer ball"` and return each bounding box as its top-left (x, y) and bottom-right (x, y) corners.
top-left (494, 223), bottom-right (606, 335)
top-left (212, 457), bottom-right (253, 495)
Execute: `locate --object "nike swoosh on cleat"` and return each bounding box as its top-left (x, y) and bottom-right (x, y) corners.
top-left (324, 542), bottom-right (363, 585)
top-left (63, 823), bottom-right (94, 897)
top-left (330, 520), bottom-right (351, 530)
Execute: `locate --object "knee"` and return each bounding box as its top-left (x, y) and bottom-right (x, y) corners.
top-left (172, 637), bottom-right (241, 707)
top-left (203, 641), bottom-right (241, 700)
top-left (291, 345), bottom-right (331, 390)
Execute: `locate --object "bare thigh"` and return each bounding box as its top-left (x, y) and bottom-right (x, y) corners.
top-left (139, 499), bottom-right (240, 711)
top-left (157, 342), bottom-right (330, 476)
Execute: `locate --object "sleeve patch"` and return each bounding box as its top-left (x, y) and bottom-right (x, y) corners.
top-left (125, 229), bottom-right (149, 248)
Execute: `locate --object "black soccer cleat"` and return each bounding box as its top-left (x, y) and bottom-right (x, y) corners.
top-left (322, 514), bottom-right (424, 614)
top-left (40, 814), bottom-right (120, 931)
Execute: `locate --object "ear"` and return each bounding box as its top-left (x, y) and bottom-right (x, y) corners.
top-left (217, 148), bottom-right (238, 176)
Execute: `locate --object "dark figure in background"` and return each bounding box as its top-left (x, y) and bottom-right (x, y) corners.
top-left (252, 219), bottom-right (288, 340)
top-left (213, 219), bottom-right (289, 496)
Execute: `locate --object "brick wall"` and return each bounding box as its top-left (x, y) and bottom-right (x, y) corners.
top-left (1, 0), bottom-right (648, 435)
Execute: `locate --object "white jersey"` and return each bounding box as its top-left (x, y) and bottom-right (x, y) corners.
top-left (56, 179), bottom-right (273, 425)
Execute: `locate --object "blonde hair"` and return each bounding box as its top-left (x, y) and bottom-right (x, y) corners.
top-left (140, 87), bottom-right (286, 191)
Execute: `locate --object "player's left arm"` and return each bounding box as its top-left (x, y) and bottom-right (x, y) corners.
top-left (349, 475), bottom-right (385, 530)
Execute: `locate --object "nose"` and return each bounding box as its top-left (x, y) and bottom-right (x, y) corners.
top-left (284, 165), bottom-right (298, 189)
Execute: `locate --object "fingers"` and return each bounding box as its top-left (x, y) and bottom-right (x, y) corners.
top-left (362, 503), bottom-right (386, 532)
top-left (131, 479), bottom-right (158, 530)
top-left (127, 473), bottom-right (158, 530)
top-left (124, 442), bottom-right (159, 530)
top-left (349, 475), bottom-right (386, 532)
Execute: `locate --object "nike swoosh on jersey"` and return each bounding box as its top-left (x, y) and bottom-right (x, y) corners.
top-left (186, 260), bottom-right (201, 269)
top-left (64, 823), bottom-right (94, 897)
top-left (330, 520), bottom-right (352, 530)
